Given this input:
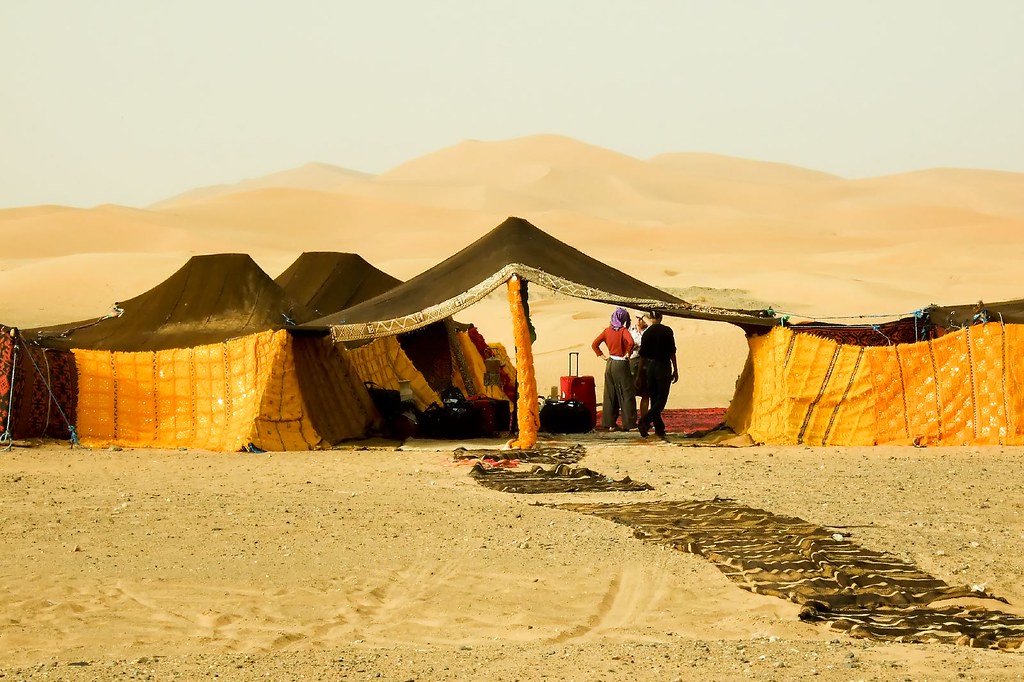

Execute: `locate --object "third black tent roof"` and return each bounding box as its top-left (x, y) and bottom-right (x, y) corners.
top-left (300, 217), bottom-right (777, 341)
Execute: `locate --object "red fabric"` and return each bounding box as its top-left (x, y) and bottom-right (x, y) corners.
top-left (0, 328), bottom-right (78, 440)
top-left (661, 408), bottom-right (726, 433)
top-left (466, 325), bottom-right (516, 402)
top-left (11, 340), bottom-right (78, 439)
top-left (0, 327), bottom-right (14, 435)
top-left (793, 317), bottom-right (925, 346)
top-left (597, 407), bottom-right (727, 434)
top-left (398, 321), bottom-right (453, 393)
top-left (559, 375), bottom-right (597, 428)
top-left (591, 327), bottom-right (634, 358)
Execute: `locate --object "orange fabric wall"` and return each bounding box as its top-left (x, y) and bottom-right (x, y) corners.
top-left (728, 323), bottom-right (1024, 446)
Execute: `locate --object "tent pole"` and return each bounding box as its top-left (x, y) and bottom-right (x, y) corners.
top-left (506, 275), bottom-right (538, 449)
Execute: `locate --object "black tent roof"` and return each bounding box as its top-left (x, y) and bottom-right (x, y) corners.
top-left (927, 298), bottom-right (1024, 329)
top-left (28, 253), bottom-right (317, 351)
top-left (275, 252), bottom-right (402, 317)
top-left (300, 217), bottom-right (777, 341)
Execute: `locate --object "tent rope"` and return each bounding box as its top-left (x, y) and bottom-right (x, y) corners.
top-left (40, 343), bottom-right (52, 434)
top-left (17, 337), bottom-right (79, 446)
top-left (783, 308), bottom-right (931, 344)
top-left (774, 308), bottom-right (926, 323)
top-left (30, 304), bottom-right (124, 341)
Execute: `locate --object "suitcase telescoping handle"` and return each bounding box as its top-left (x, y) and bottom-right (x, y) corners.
top-left (569, 351), bottom-right (579, 377)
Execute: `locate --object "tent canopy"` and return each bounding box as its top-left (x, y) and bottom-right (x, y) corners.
top-left (28, 253), bottom-right (317, 351)
top-left (927, 298), bottom-right (1024, 329)
top-left (300, 217), bottom-right (777, 341)
top-left (275, 252), bottom-right (402, 317)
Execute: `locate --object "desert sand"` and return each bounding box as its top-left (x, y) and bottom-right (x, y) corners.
top-left (3, 135), bottom-right (1024, 679)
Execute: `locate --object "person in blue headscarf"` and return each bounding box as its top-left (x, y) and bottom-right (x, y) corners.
top-left (591, 307), bottom-right (636, 431)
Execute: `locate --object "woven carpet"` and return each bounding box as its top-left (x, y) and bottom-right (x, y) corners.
top-left (596, 407), bottom-right (727, 434)
top-left (555, 499), bottom-right (1024, 650)
top-left (453, 443), bottom-right (586, 466)
top-left (469, 461), bottom-right (651, 494)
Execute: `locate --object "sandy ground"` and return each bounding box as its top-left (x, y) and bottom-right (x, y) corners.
top-left (2, 439), bottom-right (1024, 680)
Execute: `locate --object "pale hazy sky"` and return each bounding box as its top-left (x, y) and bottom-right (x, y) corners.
top-left (2, 1), bottom-right (1022, 208)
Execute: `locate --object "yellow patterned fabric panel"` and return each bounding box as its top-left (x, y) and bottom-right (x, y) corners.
top-left (453, 331), bottom-right (512, 402)
top-left (73, 331), bottom-right (279, 451)
top-left (1004, 324), bottom-right (1024, 442)
top-left (905, 323), bottom-right (1019, 446)
top-left (778, 332), bottom-right (837, 443)
top-left (289, 336), bottom-right (379, 445)
top-left (743, 328), bottom-right (792, 444)
top-left (488, 342), bottom-right (515, 375)
top-left (932, 330), bottom-right (977, 445)
top-left (735, 323), bottom-right (1024, 446)
top-left (889, 337), bottom-right (947, 445)
top-left (872, 326), bottom-right (1010, 446)
top-left (248, 332), bottom-right (324, 451)
top-left (347, 336), bottom-right (442, 411)
top-left (794, 341), bottom-right (875, 446)
top-left (869, 344), bottom-right (920, 445)
top-left (723, 354), bottom-right (755, 435)
top-left (967, 323), bottom-right (1015, 444)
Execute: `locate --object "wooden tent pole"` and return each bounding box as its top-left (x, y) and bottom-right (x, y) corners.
top-left (506, 275), bottom-right (538, 449)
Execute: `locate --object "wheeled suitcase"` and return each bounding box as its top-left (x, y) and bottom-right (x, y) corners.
top-left (540, 399), bottom-right (593, 434)
top-left (559, 352), bottom-right (597, 429)
top-left (466, 396), bottom-right (512, 436)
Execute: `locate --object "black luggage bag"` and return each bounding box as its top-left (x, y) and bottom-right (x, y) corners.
top-left (539, 398), bottom-right (593, 434)
top-left (419, 386), bottom-right (477, 439)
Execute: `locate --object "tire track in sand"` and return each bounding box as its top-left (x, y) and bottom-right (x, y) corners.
top-left (548, 564), bottom-right (669, 643)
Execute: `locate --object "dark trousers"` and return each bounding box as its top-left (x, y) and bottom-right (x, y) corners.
top-left (639, 359), bottom-right (672, 436)
top-left (601, 359), bottom-right (636, 429)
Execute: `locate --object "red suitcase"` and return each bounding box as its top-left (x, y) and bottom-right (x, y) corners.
top-left (559, 352), bottom-right (597, 429)
top-left (466, 396), bottom-right (512, 437)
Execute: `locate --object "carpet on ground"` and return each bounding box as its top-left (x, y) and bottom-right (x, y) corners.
top-left (555, 499), bottom-right (1024, 650)
top-left (596, 407), bottom-right (727, 434)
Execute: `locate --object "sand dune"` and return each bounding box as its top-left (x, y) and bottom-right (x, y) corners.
top-left (0, 204), bottom-right (195, 259)
top-left (647, 151), bottom-right (842, 184)
top-left (151, 187), bottom-right (504, 275)
top-left (847, 168), bottom-right (1024, 218)
top-left (149, 162), bottom-right (373, 210)
top-left (378, 135), bottom-right (650, 184)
